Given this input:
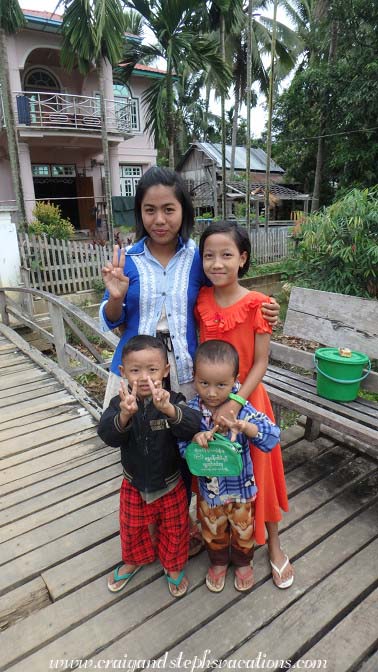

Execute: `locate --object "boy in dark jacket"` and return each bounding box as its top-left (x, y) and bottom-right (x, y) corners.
top-left (98, 335), bottom-right (201, 598)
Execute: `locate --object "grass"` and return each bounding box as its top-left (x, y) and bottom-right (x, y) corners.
top-left (247, 259), bottom-right (289, 278)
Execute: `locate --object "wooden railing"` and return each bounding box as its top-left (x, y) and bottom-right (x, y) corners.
top-left (18, 233), bottom-right (112, 294)
top-left (0, 286), bottom-right (118, 384)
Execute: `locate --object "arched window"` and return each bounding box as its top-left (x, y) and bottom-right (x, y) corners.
top-left (24, 68), bottom-right (60, 92)
top-left (113, 81), bottom-right (139, 131)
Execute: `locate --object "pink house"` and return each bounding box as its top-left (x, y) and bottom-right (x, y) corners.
top-left (0, 9), bottom-right (158, 234)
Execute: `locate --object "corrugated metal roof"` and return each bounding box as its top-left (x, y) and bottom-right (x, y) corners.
top-left (190, 142), bottom-right (284, 173)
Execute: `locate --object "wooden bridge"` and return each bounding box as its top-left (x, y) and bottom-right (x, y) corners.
top-left (0, 288), bottom-right (378, 671)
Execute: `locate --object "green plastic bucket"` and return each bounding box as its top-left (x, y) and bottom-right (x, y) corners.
top-left (314, 347), bottom-right (371, 402)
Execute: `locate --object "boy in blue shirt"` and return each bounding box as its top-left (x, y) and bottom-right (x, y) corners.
top-left (180, 340), bottom-right (280, 593)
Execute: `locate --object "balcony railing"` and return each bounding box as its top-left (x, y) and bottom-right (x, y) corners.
top-left (13, 91), bottom-right (132, 134)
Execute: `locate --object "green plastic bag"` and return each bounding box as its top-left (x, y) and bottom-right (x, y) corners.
top-left (185, 433), bottom-right (243, 477)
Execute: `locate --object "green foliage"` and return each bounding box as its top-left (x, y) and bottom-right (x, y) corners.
top-left (29, 202), bottom-right (75, 240)
top-left (272, 0), bottom-right (378, 203)
top-left (92, 277), bottom-right (105, 299)
top-left (289, 187), bottom-right (378, 297)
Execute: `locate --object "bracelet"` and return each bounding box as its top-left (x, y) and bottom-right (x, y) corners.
top-left (228, 392), bottom-right (247, 407)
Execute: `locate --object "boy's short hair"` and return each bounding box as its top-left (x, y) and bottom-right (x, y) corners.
top-left (193, 340), bottom-right (239, 378)
top-left (121, 335), bottom-right (168, 363)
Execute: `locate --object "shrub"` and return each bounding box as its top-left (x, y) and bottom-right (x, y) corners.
top-left (29, 202), bottom-right (75, 240)
top-left (290, 187), bottom-right (378, 297)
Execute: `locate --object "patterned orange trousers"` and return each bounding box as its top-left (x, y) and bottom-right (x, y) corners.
top-left (198, 498), bottom-right (255, 567)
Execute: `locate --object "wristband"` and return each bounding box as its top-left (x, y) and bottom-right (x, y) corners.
top-left (228, 392), bottom-right (247, 407)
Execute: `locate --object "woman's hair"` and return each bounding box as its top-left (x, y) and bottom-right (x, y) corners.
top-left (134, 166), bottom-right (195, 242)
top-left (199, 220), bottom-right (251, 277)
top-left (193, 340), bottom-right (239, 378)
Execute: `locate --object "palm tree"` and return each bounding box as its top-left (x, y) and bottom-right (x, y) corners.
top-left (120, 0), bottom-right (231, 169)
top-left (60, 0), bottom-right (126, 243)
top-left (0, 0), bottom-right (27, 226)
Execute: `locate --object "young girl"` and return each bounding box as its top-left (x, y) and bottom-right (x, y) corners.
top-left (196, 221), bottom-right (294, 589)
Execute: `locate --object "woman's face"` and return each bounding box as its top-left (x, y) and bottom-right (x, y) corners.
top-left (141, 185), bottom-right (183, 247)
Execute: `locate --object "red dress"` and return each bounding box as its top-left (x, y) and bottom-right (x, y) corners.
top-left (195, 286), bottom-right (289, 545)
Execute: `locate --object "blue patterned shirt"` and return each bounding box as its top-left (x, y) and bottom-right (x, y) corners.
top-left (99, 236), bottom-right (206, 383)
top-left (179, 386), bottom-right (280, 507)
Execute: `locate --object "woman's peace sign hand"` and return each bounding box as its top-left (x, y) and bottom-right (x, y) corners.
top-left (101, 245), bottom-right (129, 300)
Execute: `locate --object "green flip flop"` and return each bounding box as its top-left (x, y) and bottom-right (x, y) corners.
top-left (108, 564), bottom-right (142, 593)
top-left (164, 569), bottom-right (188, 598)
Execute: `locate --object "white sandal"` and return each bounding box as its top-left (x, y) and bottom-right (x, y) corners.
top-left (270, 555), bottom-right (294, 589)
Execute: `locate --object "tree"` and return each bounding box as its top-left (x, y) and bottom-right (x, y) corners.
top-left (120, 0), bottom-right (231, 169)
top-left (0, 0), bottom-right (27, 226)
top-left (273, 0), bottom-right (378, 206)
top-left (61, 0), bottom-right (126, 243)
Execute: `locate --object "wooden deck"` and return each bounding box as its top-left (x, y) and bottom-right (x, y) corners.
top-left (1, 331), bottom-right (378, 672)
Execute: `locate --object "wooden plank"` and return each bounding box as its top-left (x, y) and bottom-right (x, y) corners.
top-left (220, 538), bottom-right (378, 669)
top-left (90, 517), bottom-right (378, 667)
top-left (0, 509), bottom-right (119, 596)
top-left (281, 436), bottom-right (336, 474)
top-left (0, 472), bottom-right (121, 544)
top-left (0, 391), bottom-right (76, 423)
top-left (3, 556), bottom-right (208, 672)
top-left (0, 439), bottom-right (114, 497)
top-left (358, 651), bottom-right (378, 672)
top-left (0, 413), bottom-right (93, 453)
top-left (267, 364), bottom-right (378, 420)
top-left (0, 406), bottom-right (79, 436)
top-left (301, 587), bottom-right (378, 671)
top-left (264, 371), bottom-right (378, 428)
top-left (282, 457), bottom-right (376, 530)
top-left (284, 287), bottom-right (378, 359)
top-left (0, 450), bottom-right (118, 516)
top-left (1, 431), bottom-right (377, 668)
top-left (0, 323), bottom-right (101, 420)
top-left (0, 577), bottom-right (50, 631)
top-left (0, 431), bottom-right (100, 487)
top-left (263, 383), bottom-right (378, 447)
top-left (285, 445), bottom-right (356, 497)
top-left (0, 380), bottom-right (64, 407)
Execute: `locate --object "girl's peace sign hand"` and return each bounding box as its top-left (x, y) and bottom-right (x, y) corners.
top-left (147, 378), bottom-right (172, 414)
top-left (119, 379), bottom-right (138, 421)
top-left (101, 245), bottom-right (129, 300)
top-left (192, 424), bottom-right (219, 449)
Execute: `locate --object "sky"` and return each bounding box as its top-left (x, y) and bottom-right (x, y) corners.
top-left (19, 0), bottom-right (294, 138)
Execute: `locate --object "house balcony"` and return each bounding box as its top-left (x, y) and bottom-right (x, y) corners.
top-left (10, 91), bottom-right (133, 138)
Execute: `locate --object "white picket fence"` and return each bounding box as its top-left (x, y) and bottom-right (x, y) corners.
top-left (18, 233), bottom-right (112, 295)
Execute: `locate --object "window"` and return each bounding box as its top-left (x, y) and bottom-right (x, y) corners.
top-left (24, 69), bottom-right (60, 92)
top-left (113, 82), bottom-right (140, 132)
top-left (32, 164), bottom-right (50, 177)
top-left (51, 165), bottom-right (76, 177)
top-left (32, 164), bottom-right (76, 177)
top-left (119, 165), bottom-right (142, 196)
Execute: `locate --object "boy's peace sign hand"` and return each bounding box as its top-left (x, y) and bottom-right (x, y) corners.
top-left (192, 424), bottom-right (219, 449)
top-left (148, 378), bottom-right (172, 414)
top-left (101, 245), bottom-right (129, 300)
top-left (219, 411), bottom-right (247, 442)
top-left (119, 380), bottom-right (138, 423)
